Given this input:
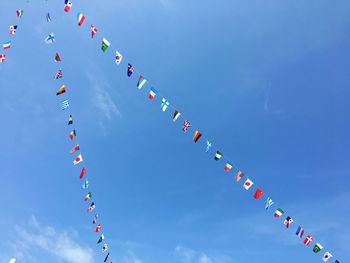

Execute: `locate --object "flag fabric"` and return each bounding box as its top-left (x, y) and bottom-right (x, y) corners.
top-left (80, 167), bottom-right (86, 179)
top-left (115, 51), bottom-right (123, 64)
top-left (104, 253), bottom-right (110, 262)
top-left (193, 130), bottom-right (202, 143)
top-left (313, 243), bottom-right (323, 253)
top-left (54, 69), bottom-right (63, 79)
top-left (97, 234), bottom-right (104, 244)
top-left (45, 33), bottom-right (55, 44)
top-left (296, 226), bottom-right (304, 238)
top-left (56, 85), bottom-right (66, 95)
top-left (101, 38), bottom-right (110, 52)
top-left (55, 52), bottom-right (61, 62)
top-left (0, 54), bottom-right (6, 63)
top-left (9, 25), bottom-right (18, 35)
top-left (304, 235), bottom-right (313, 246)
top-left (16, 10), bottom-right (24, 18)
top-left (61, 100), bottom-right (69, 110)
top-left (283, 216), bottom-right (293, 228)
top-left (77, 13), bottom-right (85, 26)
top-left (70, 144), bottom-right (80, 154)
top-left (224, 162), bottom-right (233, 171)
top-left (235, 170), bottom-right (244, 182)
top-left (68, 115), bottom-right (73, 125)
top-left (87, 202), bottom-right (95, 213)
top-left (274, 208), bottom-right (284, 218)
top-left (161, 98), bottom-right (169, 112)
top-left (91, 25), bottom-right (97, 38)
top-left (64, 0), bottom-right (73, 12)
top-left (69, 130), bottom-right (76, 140)
top-left (73, 154), bottom-right (83, 165)
top-left (93, 214), bottom-right (99, 224)
top-left (3, 41), bottom-right (11, 50)
top-left (173, 110), bottom-right (181, 122)
top-left (82, 180), bottom-right (89, 189)
top-left (149, 87), bottom-right (157, 100)
top-left (206, 141), bottom-right (212, 152)
top-left (84, 192), bottom-right (92, 201)
top-left (265, 197), bottom-right (274, 210)
top-left (127, 63), bottom-right (135, 77)
top-left (322, 252), bottom-right (332, 262)
top-left (46, 13), bottom-right (51, 22)
top-left (137, 75), bottom-right (147, 89)
top-left (182, 120), bottom-right (191, 132)
top-left (95, 224), bottom-right (101, 233)
top-left (254, 188), bottom-right (264, 200)
top-left (214, 151), bottom-right (223, 160)
top-left (102, 243), bottom-right (108, 252)
top-left (243, 178), bottom-right (254, 190)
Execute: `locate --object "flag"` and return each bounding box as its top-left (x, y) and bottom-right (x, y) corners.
top-left (55, 52), bottom-right (61, 62)
top-left (56, 85), bottom-right (66, 95)
top-left (93, 214), bottom-right (99, 224)
top-left (224, 162), bottom-right (233, 171)
top-left (127, 63), bottom-right (135, 77)
top-left (182, 120), bottom-right (191, 132)
top-left (91, 25), bottom-right (98, 38)
top-left (3, 41), bottom-right (11, 50)
top-left (46, 13), bottom-right (51, 22)
top-left (173, 110), bottom-right (181, 122)
top-left (149, 87), bottom-right (157, 100)
top-left (101, 38), bottom-right (110, 52)
top-left (335, 260), bottom-right (340, 263)
top-left (243, 178), bottom-right (254, 190)
top-left (296, 226), bottom-right (304, 238)
top-left (104, 253), bottom-right (110, 262)
top-left (73, 154), bottom-right (83, 165)
top-left (61, 100), bottom-right (69, 110)
top-left (9, 259), bottom-right (16, 263)
top-left (64, 0), bottom-right (73, 12)
top-left (283, 216), bottom-right (293, 228)
top-left (214, 151), bottom-right (223, 160)
top-left (77, 13), bottom-right (85, 26)
top-left (70, 144), bottom-right (80, 154)
top-left (54, 69), bottom-right (63, 79)
top-left (82, 180), bottom-right (89, 189)
top-left (254, 188), bottom-right (264, 200)
top-left (16, 9), bottom-right (24, 18)
top-left (102, 243), bottom-right (108, 252)
top-left (161, 98), bottom-right (169, 112)
top-left (45, 33), bottom-right (55, 44)
top-left (80, 167), bottom-right (86, 179)
top-left (274, 208), bottom-right (284, 219)
top-left (322, 252), bottom-right (332, 262)
top-left (68, 115), bottom-right (73, 125)
top-left (84, 192), bottom-right (92, 201)
top-left (97, 234), bottom-right (104, 244)
top-left (115, 51), bottom-right (123, 64)
top-left (193, 130), bottom-right (202, 143)
top-left (137, 75), bottom-right (147, 89)
top-left (313, 243), bottom-right (323, 253)
top-left (235, 170), bottom-right (244, 182)
top-left (0, 54), bottom-right (6, 63)
top-left (69, 130), bottom-right (76, 140)
top-left (95, 224), bottom-right (101, 233)
top-left (87, 202), bottom-right (95, 213)
top-left (9, 25), bottom-right (18, 35)
top-left (265, 197), bottom-right (274, 210)
top-left (206, 141), bottom-right (212, 152)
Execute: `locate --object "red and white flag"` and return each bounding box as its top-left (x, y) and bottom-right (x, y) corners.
top-left (91, 25), bottom-right (97, 38)
top-left (304, 235), bottom-right (313, 246)
top-left (73, 154), bottom-right (83, 165)
top-left (243, 179), bottom-right (254, 190)
top-left (0, 54), bottom-right (6, 63)
top-left (95, 224), bottom-right (101, 233)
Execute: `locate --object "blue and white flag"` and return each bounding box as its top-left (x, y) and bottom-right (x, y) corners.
top-left (46, 13), bottom-right (51, 22)
top-left (45, 33), bottom-right (55, 44)
top-left (82, 180), bottom-right (89, 189)
top-left (61, 100), bottom-right (69, 110)
top-left (265, 197), bottom-right (274, 210)
top-left (206, 140), bottom-right (212, 152)
top-left (161, 98), bottom-right (169, 112)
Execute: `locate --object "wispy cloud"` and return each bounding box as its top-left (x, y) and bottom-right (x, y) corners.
top-left (175, 245), bottom-right (231, 263)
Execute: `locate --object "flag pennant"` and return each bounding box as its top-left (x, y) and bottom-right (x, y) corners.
top-left (274, 208), bottom-right (284, 219)
top-left (61, 100), bottom-right (69, 110)
top-left (102, 243), bottom-right (108, 252)
top-left (70, 144), bottom-right (80, 154)
top-left (45, 33), bottom-right (55, 44)
top-left (69, 130), bottom-right (76, 140)
top-left (173, 110), bottom-right (181, 122)
top-left (214, 151), bottom-right (223, 161)
top-left (283, 216), bottom-right (293, 228)
top-left (9, 25), bottom-right (18, 35)
top-left (73, 154), bottom-right (83, 165)
top-left (265, 197), bottom-right (274, 210)
top-left (3, 41), bottom-right (11, 50)
top-left (97, 234), bottom-right (104, 244)
top-left (182, 120), bottom-right (191, 132)
top-left (82, 180), bottom-right (89, 189)
top-left (149, 87), bottom-right (157, 100)
top-left (193, 130), bottom-right (202, 143)
top-left (101, 38), bottom-right (110, 52)
top-left (77, 12), bottom-right (85, 26)
top-left (104, 253), bottom-right (110, 263)
top-left (91, 25), bottom-right (98, 38)
top-left (335, 260), bottom-right (339, 263)
top-left (46, 13), bottom-right (51, 22)
top-left (16, 9), bottom-right (24, 18)
top-left (56, 85), bottom-right (66, 95)
top-left (313, 243), bottom-right (323, 253)
top-left (64, 0), bottom-right (73, 12)
top-left (224, 162), bottom-right (233, 171)
top-left (0, 54), bottom-right (6, 63)
top-left (84, 192), bottom-right (92, 201)
top-left (161, 98), bottom-right (169, 112)
top-left (322, 252), bottom-right (332, 262)
top-left (304, 235), bottom-right (313, 246)
top-left (127, 63), bottom-right (135, 77)
top-left (68, 115), bottom-right (73, 125)
top-left (80, 167), bottom-right (86, 179)
top-left (253, 188), bottom-right (264, 200)
top-left (55, 52), bottom-right (61, 62)
top-left (115, 51), bottom-right (123, 65)
top-left (93, 214), bottom-right (99, 224)
top-left (54, 69), bottom-right (63, 79)
top-left (296, 226), bottom-right (304, 238)
top-left (243, 178), bottom-right (254, 190)
top-left (95, 224), bottom-right (102, 233)
top-left (234, 170), bottom-right (244, 182)
top-left (137, 75), bottom-right (147, 89)
top-left (206, 141), bottom-right (212, 152)
top-left (87, 202), bottom-right (95, 213)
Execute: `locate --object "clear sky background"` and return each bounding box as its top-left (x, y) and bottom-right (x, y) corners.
top-left (0, 0), bottom-right (349, 263)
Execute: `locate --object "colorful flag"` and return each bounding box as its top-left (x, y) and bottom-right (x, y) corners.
top-left (84, 192), bottom-right (92, 201)
top-left (70, 144), bottom-right (80, 154)
top-left (64, 0), bottom-right (73, 12)
top-left (56, 85), bottom-right (66, 95)
top-left (214, 151), bottom-right (223, 160)
top-left (322, 252), bottom-right (332, 262)
top-left (224, 162), bottom-right (233, 171)
top-left (9, 25), bottom-right (18, 35)
top-left (87, 202), bottom-right (95, 213)
top-left (68, 115), bottom-right (73, 125)
top-left (16, 9), bottom-right (24, 18)
top-left (265, 197), bottom-right (274, 210)
top-left (274, 208), bottom-right (284, 219)
top-left (206, 141), bottom-right (212, 152)
top-left (77, 13), bottom-right (85, 26)
top-left (82, 180), bottom-right (89, 189)
top-left (91, 25), bottom-right (98, 38)
top-left (46, 13), bottom-right (51, 22)
top-left (0, 54), bottom-right (5, 63)
top-left (173, 110), bottom-right (181, 122)
top-left (127, 63), bottom-right (135, 77)
top-left (254, 188), bottom-right (264, 200)
top-left (182, 120), bottom-right (191, 132)
top-left (313, 243), bottom-right (323, 253)
top-left (283, 216), bottom-right (293, 228)
top-left (3, 41), bottom-right (11, 50)
top-left (115, 51), bottom-right (123, 64)
top-left (193, 130), bottom-right (202, 143)
top-left (54, 69), bottom-right (63, 79)
top-left (69, 130), bottom-right (76, 140)
top-left (97, 234), bottom-right (104, 244)
top-left (102, 243), bottom-right (108, 252)
top-left (161, 98), bottom-right (169, 112)
top-left (93, 214), bottom-right (99, 224)
top-left (55, 52), bottom-right (61, 62)
top-left (296, 226), bottom-right (304, 238)
top-left (80, 167), bottom-right (86, 179)
top-left (95, 224), bottom-right (101, 233)
top-left (137, 75), bottom-right (147, 89)
top-left (61, 100), bottom-right (69, 110)
top-left (104, 253), bottom-right (110, 262)
top-left (235, 170), bottom-right (244, 182)
top-left (73, 154), bottom-right (83, 165)
top-left (149, 87), bottom-right (157, 100)
top-left (101, 38), bottom-right (110, 52)
top-left (243, 178), bottom-right (254, 190)
top-left (45, 33), bottom-right (55, 44)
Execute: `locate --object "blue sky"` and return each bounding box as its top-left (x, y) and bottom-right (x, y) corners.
top-left (0, 0), bottom-right (349, 262)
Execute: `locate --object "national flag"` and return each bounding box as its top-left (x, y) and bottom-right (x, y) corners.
top-left (115, 51), bottom-right (123, 64)
top-left (101, 38), bottom-right (110, 52)
top-left (313, 243), bottom-right (323, 253)
top-left (68, 115), bottom-right (73, 125)
top-left (283, 216), bottom-right (293, 228)
top-left (91, 25), bottom-right (98, 38)
top-left (322, 252), bottom-right (332, 262)
top-left (54, 69), bottom-right (63, 79)
top-left (253, 188), bottom-right (264, 200)
top-left (80, 167), bottom-right (86, 179)
top-left (70, 144), bottom-right (80, 154)
top-left (161, 98), bottom-right (169, 112)
top-left (214, 151), bottom-right (223, 160)
top-left (102, 243), bottom-right (108, 252)
top-left (173, 110), bottom-right (181, 122)
top-left (97, 234), bottom-right (104, 244)
top-left (87, 202), bottom-right (95, 213)
top-left (243, 178), bottom-right (253, 190)
top-left (69, 130), bottom-right (76, 140)
top-left (224, 162), bottom-right (233, 171)
top-left (93, 214), bottom-right (98, 224)
top-left (9, 25), bottom-right (18, 35)
top-left (206, 141), bottom-right (212, 152)
top-left (55, 52), bottom-right (61, 62)
top-left (335, 260), bottom-right (339, 263)
top-left (45, 33), bottom-right (55, 44)
top-left (64, 0), bottom-right (73, 12)
top-left (274, 208), bottom-right (284, 218)
top-left (61, 100), bottom-right (69, 110)
top-left (127, 63), bottom-right (135, 77)
top-left (235, 170), bottom-right (244, 182)
top-left (265, 197), bottom-right (274, 210)
top-left (182, 120), bottom-right (191, 132)
top-left (16, 10), bottom-right (24, 18)
top-left (73, 154), bottom-right (83, 165)
top-left (104, 253), bottom-right (110, 262)
top-left (84, 192), bottom-right (92, 201)
top-left (81, 180), bottom-right (89, 189)
top-left (0, 54), bottom-right (6, 63)
top-left (137, 75), bottom-right (147, 89)
top-left (46, 13), bottom-right (51, 22)
top-left (77, 13), bottom-right (85, 26)
top-left (296, 226), bottom-right (304, 238)
top-left (56, 85), bottom-right (66, 95)
top-left (149, 87), bottom-right (157, 100)
top-left (95, 224), bottom-right (101, 233)
top-left (193, 130), bottom-right (202, 143)
top-left (3, 41), bottom-right (11, 50)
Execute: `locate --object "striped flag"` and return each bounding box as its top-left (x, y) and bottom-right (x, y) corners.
top-left (9, 25), bottom-right (18, 35)
top-left (56, 85), bottom-right (66, 95)
top-left (214, 151), bottom-right (223, 161)
top-left (91, 25), bottom-right (98, 38)
top-left (149, 87), bottom-right (157, 100)
top-left (235, 170), bottom-right (244, 182)
top-left (104, 253), bottom-right (110, 262)
top-left (84, 192), bottom-right (92, 201)
top-left (61, 100), bottom-right (69, 110)
top-left (115, 51), bottom-right (123, 64)
top-left (16, 9), bottom-right (24, 18)
top-left (87, 202), bottom-right (95, 213)
top-left (224, 162), bottom-right (233, 171)
top-left (137, 75), bottom-right (147, 89)
top-left (3, 41), bottom-right (11, 50)
top-left (0, 54), bottom-right (6, 63)
top-left (69, 130), bottom-right (76, 140)
top-left (54, 69), bottom-right (63, 79)
top-left (161, 98), bottom-right (169, 111)
top-left (101, 38), bottom-right (110, 52)
top-left (274, 208), bottom-right (284, 219)
top-left (173, 110), bottom-right (181, 122)
top-left (77, 13), bottom-right (85, 26)
top-left (182, 120), bottom-right (191, 132)
top-left (93, 214), bottom-right (99, 224)
top-left (193, 130), bottom-right (202, 143)
top-left (296, 226), bottom-right (304, 238)
top-left (70, 144), bottom-right (80, 154)
top-left (265, 197), bottom-right (274, 209)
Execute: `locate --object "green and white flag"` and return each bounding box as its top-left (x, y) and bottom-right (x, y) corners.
top-left (214, 151), bottom-right (223, 161)
top-left (101, 38), bottom-right (110, 52)
top-left (313, 243), bottom-right (323, 253)
top-left (97, 234), bottom-right (104, 244)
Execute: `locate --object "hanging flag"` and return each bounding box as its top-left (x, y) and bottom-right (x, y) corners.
top-left (95, 224), bottom-right (101, 233)
top-left (313, 243), bottom-right (323, 253)
top-left (224, 162), bottom-right (233, 171)
top-left (127, 63), bottom-right (135, 77)
top-left (214, 151), bottom-right (223, 160)
top-left (80, 167), bottom-right (86, 179)
top-left (173, 110), bottom-right (181, 122)
top-left (91, 25), bottom-right (98, 38)
top-left (73, 154), bottom-right (83, 165)
top-left (46, 13), bottom-right (51, 22)
top-left (87, 202), bottom-right (95, 213)
top-left (335, 260), bottom-right (339, 263)
top-left (161, 98), bottom-right (169, 112)
top-left (136, 75), bottom-right (147, 89)
top-left (55, 52), bottom-right (61, 62)
top-left (56, 85), bottom-right (66, 95)
top-left (265, 197), bottom-right (274, 210)
top-left (283, 216), bottom-right (293, 228)
top-left (64, 0), bottom-right (73, 12)
top-left (243, 178), bottom-right (254, 190)
top-left (115, 51), bottom-right (123, 65)
top-left (101, 38), bottom-right (110, 52)
top-left (296, 226), bottom-right (304, 238)
top-left (77, 12), bottom-right (85, 26)
top-left (3, 41), bottom-right (11, 50)
top-left (61, 100), bottom-right (70, 110)
top-left (81, 180), bottom-right (89, 189)
top-left (102, 243), bottom-right (108, 252)
top-left (104, 253), bottom-right (110, 263)
top-left (68, 115), bottom-right (73, 125)
top-left (206, 141), bottom-right (212, 152)
top-left (193, 130), bottom-right (202, 143)
top-left (0, 54), bottom-right (6, 63)
top-left (322, 252), bottom-right (332, 262)
top-left (149, 87), bottom-right (157, 100)
top-left (69, 130), bottom-right (76, 140)
top-left (16, 10), bottom-right (24, 18)
top-left (97, 234), bottom-right (104, 244)
top-left (274, 208), bottom-right (284, 219)
top-left (54, 69), bottom-right (63, 79)
top-left (70, 144), bottom-right (80, 154)
top-left (234, 170), bottom-right (244, 182)
top-left (182, 120), bottom-right (191, 132)
top-left (93, 214), bottom-right (99, 224)
top-left (84, 192), bottom-right (92, 201)
top-left (9, 25), bottom-right (18, 35)
top-left (253, 188), bottom-right (264, 200)
top-left (45, 33), bottom-right (55, 44)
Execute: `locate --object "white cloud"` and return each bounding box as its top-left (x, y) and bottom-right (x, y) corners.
top-left (175, 246), bottom-right (230, 263)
